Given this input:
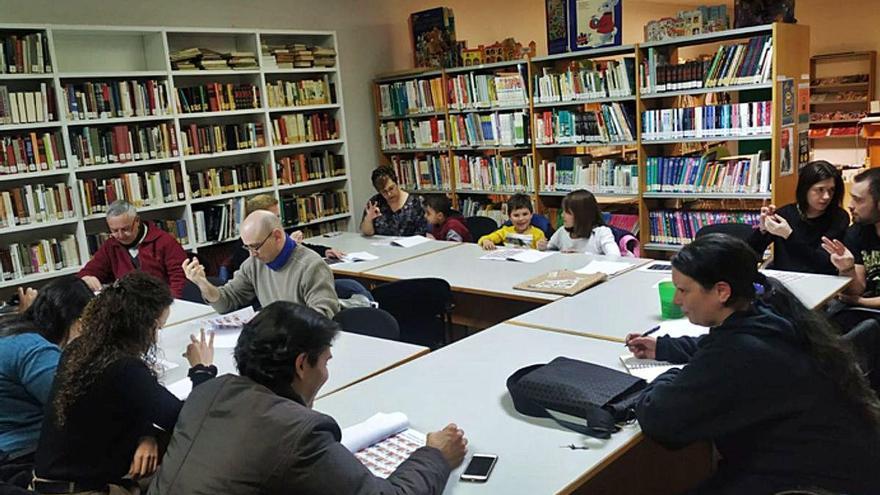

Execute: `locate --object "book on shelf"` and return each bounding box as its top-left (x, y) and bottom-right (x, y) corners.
top-left (459, 197), bottom-right (508, 224)
top-left (180, 122), bottom-right (265, 156)
top-left (88, 217), bottom-right (188, 253)
top-left (809, 126), bottom-right (860, 138)
top-left (810, 110), bottom-right (867, 123)
top-left (223, 51), bottom-right (258, 70)
top-left (605, 212), bottom-right (639, 234)
top-left (377, 77), bottom-right (445, 117)
top-left (540, 156), bottom-right (638, 194)
top-left (79, 167), bottom-right (185, 214)
top-left (533, 58), bottom-right (635, 103)
top-left (379, 117), bottom-right (446, 150)
top-left (266, 77), bottom-right (333, 108)
top-left (1, 130), bottom-right (66, 173)
top-left (292, 219), bottom-right (345, 238)
top-left (280, 189), bottom-right (348, 226)
top-left (63, 80), bottom-right (173, 120)
top-left (0, 32), bottom-right (52, 74)
top-left (448, 111), bottom-right (529, 147)
top-left (0, 183), bottom-right (76, 228)
top-left (649, 210), bottom-right (759, 246)
top-left (192, 198), bottom-right (246, 244)
top-left (277, 151), bottom-right (345, 185)
top-left (261, 43), bottom-right (336, 69)
top-left (0, 83), bottom-right (56, 124)
top-left (341, 412), bottom-right (426, 479)
top-left (188, 162), bottom-right (272, 199)
top-left (0, 235), bottom-right (79, 282)
top-left (645, 154), bottom-right (770, 194)
top-left (69, 123), bottom-right (178, 166)
top-left (169, 48), bottom-right (256, 71)
top-left (640, 35), bottom-right (772, 94)
top-left (534, 103), bottom-right (635, 145)
top-left (446, 71), bottom-right (528, 110)
top-left (175, 83), bottom-right (261, 113)
top-left (271, 112), bottom-right (338, 145)
top-left (810, 91), bottom-right (868, 103)
top-left (390, 154), bottom-right (451, 191)
top-left (455, 154), bottom-right (533, 192)
top-left (641, 101), bottom-right (772, 141)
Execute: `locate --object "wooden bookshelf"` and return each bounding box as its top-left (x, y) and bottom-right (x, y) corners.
top-left (0, 24), bottom-right (354, 293)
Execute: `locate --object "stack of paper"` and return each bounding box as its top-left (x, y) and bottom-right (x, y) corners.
top-left (480, 248), bottom-right (556, 263)
top-left (575, 260), bottom-right (632, 276)
top-left (390, 236), bottom-right (431, 248)
top-left (341, 412), bottom-right (426, 478)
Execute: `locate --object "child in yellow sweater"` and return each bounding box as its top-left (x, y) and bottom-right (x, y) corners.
top-left (479, 193), bottom-right (546, 250)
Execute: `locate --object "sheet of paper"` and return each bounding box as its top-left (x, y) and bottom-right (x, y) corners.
top-left (354, 428), bottom-right (426, 478)
top-left (341, 411), bottom-right (410, 453)
top-left (575, 260), bottom-right (632, 276)
top-left (201, 306), bottom-right (255, 332)
top-left (480, 248), bottom-right (527, 261)
top-left (656, 318), bottom-right (708, 338)
top-left (619, 354), bottom-right (682, 382)
top-left (509, 250), bottom-right (556, 263)
top-left (211, 329), bottom-right (243, 349)
top-left (166, 377), bottom-right (192, 400)
top-left (342, 251), bottom-right (379, 263)
top-left (390, 236), bottom-right (430, 248)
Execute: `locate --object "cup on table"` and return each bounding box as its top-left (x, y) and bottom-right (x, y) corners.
top-left (658, 280), bottom-right (683, 319)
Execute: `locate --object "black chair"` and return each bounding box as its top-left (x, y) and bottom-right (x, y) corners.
top-left (694, 222), bottom-right (755, 243)
top-left (333, 307), bottom-right (400, 341)
top-left (180, 277), bottom-right (225, 304)
top-left (465, 216), bottom-right (498, 243)
top-left (842, 318), bottom-right (880, 394)
top-left (371, 278), bottom-right (454, 348)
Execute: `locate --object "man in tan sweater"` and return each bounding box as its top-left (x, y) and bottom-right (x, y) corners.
top-left (182, 210), bottom-right (339, 318)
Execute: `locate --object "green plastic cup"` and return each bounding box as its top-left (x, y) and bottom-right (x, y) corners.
top-left (658, 280), bottom-right (684, 319)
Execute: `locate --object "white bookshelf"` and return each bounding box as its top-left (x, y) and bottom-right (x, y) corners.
top-left (0, 23), bottom-right (353, 292)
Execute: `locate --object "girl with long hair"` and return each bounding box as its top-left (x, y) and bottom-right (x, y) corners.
top-left (538, 189), bottom-right (621, 255)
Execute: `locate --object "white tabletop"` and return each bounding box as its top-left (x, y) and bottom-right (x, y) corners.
top-left (366, 242), bottom-right (648, 303)
top-left (509, 265), bottom-right (852, 342)
top-left (166, 299), bottom-right (215, 327)
top-left (303, 232), bottom-right (459, 276)
top-left (315, 323), bottom-right (644, 495)
top-left (156, 314), bottom-right (430, 399)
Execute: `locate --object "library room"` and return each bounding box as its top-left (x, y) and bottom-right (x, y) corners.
top-left (1, 0), bottom-right (879, 494)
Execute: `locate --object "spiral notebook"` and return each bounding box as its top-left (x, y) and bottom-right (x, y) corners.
top-left (619, 355), bottom-right (682, 383)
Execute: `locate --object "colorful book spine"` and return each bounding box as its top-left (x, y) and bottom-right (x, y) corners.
top-left (648, 210), bottom-right (760, 245)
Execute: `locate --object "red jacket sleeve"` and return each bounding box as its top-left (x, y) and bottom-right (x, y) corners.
top-left (78, 239), bottom-right (114, 283)
top-left (161, 235), bottom-right (188, 298)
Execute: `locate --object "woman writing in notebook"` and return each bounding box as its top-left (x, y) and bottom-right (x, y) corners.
top-left (361, 166), bottom-right (428, 237)
top-left (627, 234), bottom-right (880, 495)
top-left (748, 160), bottom-right (849, 274)
top-left (537, 189), bottom-right (620, 255)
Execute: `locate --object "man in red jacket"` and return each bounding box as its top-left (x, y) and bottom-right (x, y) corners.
top-left (78, 200), bottom-right (187, 297)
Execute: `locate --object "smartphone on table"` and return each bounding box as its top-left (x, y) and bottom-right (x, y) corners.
top-left (460, 454), bottom-right (497, 483)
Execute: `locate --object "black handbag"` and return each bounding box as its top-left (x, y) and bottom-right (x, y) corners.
top-left (506, 357), bottom-right (646, 439)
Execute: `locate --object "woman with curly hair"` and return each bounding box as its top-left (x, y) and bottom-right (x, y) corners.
top-left (31, 272), bottom-right (216, 495)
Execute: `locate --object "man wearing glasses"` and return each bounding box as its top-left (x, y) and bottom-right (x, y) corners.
top-left (78, 200), bottom-right (188, 296)
top-left (182, 210), bottom-right (339, 318)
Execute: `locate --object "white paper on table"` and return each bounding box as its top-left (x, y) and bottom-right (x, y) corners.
top-left (619, 354), bottom-right (683, 382)
top-left (575, 260), bottom-right (632, 276)
top-left (342, 251), bottom-right (379, 263)
top-left (166, 377), bottom-right (192, 400)
top-left (390, 236), bottom-right (430, 248)
top-left (156, 358), bottom-right (180, 373)
top-left (211, 329), bottom-right (243, 348)
top-left (656, 318), bottom-right (708, 339)
top-left (479, 248), bottom-right (555, 263)
top-left (201, 306), bottom-right (256, 332)
top-left (341, 412), bottom-right (410, 453)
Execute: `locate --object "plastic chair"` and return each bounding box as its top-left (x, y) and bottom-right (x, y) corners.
top-left (371, 278), bottom-right (454, 348)
top-left (465, 216), bottom-right (499, 243)
top-left (335, 278), bottom-right (374, 301)
top-left (842, 318), bottom-right (880, 394)
top-left (608, 225), bottom-right (640, 258)
top-left (333, 307), bottom-right (400, 341)
top-left (694, 223), bottom-right (756, 243)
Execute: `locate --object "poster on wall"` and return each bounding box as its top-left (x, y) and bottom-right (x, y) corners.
top-left (797, 82), bottom-right (810, 125)
top-left (780, 126), bottom-right (796, 177)
top-left (780, 78), bottom-right (795, 127)
top-left (798, 129), bottom-right (810, 167)
top-left (546, 0), bottom-right (570, 55)
top-left (569, 0), bottom-right (623, 51)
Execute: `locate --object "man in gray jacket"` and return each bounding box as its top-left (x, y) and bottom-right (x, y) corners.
top-left (149, 301), bottom-right (466, 494)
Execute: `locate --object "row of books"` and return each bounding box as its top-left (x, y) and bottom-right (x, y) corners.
top-left (390, 154), bottom-right (451, 192)
top-left (0, 183), bottom-right (76, 228)
top-left (809, 126), bottom-right (859, 138)
top-left (281, 189), bottom-right (349, 225)
top-left (293, 219), bottom-right (345, 238)
top-left (377, 77), bottom-right (445, 117)
top-left (1, 131), bottom-right (67, 174)
top-left (641, 101), bottom-right (772, 141)
top-left (640, 35), bottom-right (772, 94)
top-left (68, 123), bottom-right (179, 167)
top-left (270, 113), bottom-right (338, 145)
top-left (170, 48), bottom-right (257, 71)
top-left (192, 198), bottom-right (245, 244)
top-left (533, 59), bottom-right (635, 102)
top-left (648, 210), bottom-right (759, 246)
top-left (379, 117), bottom-right (446, 150)
top-left (811, 91), bottom-right (868, 103)
top-left (261, 44), bottom-right (336, 69)
top-left (0, 84), bottom-right (56, 124)
top-left (180, 123), bottom-right (265, 156)
top-left (539, 157), bottom-right (638, 194)
top-left (175, 84), bottom-right (261, 113)
top-left (534, 104), bottom-right (636, 145)
top-left (266, 78), bottom-right (332, 108)
top-left (456, 154), bottom-right (534, 192)
top-left (87, 218), bottom-right (189, 254)
top-left (645, 155), bottom-right (771, 194)
top-left (78, 168), bottom-right (186, 215)
top-left (811, 110), bottom-right (866, 123)
top-left (446, 72), bottom-right (528, 110)
top-left (459, 197), bottom-right (508, 224)
top-left (448, 111), bottom-right (529, 148)
top-left (188, 162), bottom-right (273, 199)
top-left (277, 151), bottom-right (346, 185)
top-left (63, 80), bottom-right (173, 121)
top-left (0, 236), bottom-right (80, 282)
top-left (0, 33), bottom-right (52, 74)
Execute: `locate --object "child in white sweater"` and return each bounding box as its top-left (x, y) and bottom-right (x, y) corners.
top-left (538, 189), bottom-right (621, 256)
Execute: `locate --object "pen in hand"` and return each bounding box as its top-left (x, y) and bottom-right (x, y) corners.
top-left (624, 325), bottom-right (661, 347)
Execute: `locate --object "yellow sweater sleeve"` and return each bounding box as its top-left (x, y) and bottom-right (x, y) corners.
top-left (529, 227), bottom-right (546, 249)
top-left (478, 226), bottom-right (509, 246)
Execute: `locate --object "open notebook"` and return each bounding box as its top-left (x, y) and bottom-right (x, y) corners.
top-left (341, 412), bottom-right (426, 478)
top-left (619, 355), bottom-right (682, 382)
top-left (480, 248), bottom-right (556, 263)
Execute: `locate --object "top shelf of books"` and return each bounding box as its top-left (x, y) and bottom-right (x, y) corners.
top-left (639, 24), bottom-right (773, 49)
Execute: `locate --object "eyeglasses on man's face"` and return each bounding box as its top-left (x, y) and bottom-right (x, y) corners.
top-left (242, 231), bottom-right (274, 253)
top-left (109, 217), bottom-right (139, 236)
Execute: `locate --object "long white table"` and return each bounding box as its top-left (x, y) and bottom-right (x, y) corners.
top-left (315, 323), bottom-right (692, 495)
top-left (157, 314), bottom-right (430, 399)
top-left (509, 264), bottom-right (852, 342)
top-left (166, 299), bottom-right (215, 327)
top-left (303, 232), bottom-right (459, 277)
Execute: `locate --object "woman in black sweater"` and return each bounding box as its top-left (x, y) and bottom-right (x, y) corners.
top-left (627, 234), bottom-right (880, 495)
top-left (32, 272), bottom-right (216, 495)
top-left (749, 160), bottom-right (849, 274)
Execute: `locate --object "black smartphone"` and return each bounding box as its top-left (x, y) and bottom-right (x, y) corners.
top-left (460, 454), bottom-right (498, 482)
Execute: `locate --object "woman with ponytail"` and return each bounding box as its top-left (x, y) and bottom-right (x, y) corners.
top-left (32, 272), bottom-right (216, 495)
top-left (627, 234), bottom-right (880, 495)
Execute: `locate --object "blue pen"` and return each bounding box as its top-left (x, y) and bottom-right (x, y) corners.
top-left (624, 325), bottom-right (661, 347)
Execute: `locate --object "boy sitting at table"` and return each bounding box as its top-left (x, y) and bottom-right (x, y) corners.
top-left (479, 194), bottom-right (546, 250)
top-left (424, 195), bottom-right (472, 243)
